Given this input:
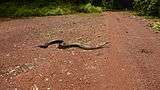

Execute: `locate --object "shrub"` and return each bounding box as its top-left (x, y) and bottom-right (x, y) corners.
top-left (45, 5), bottom-right (73, 16)
top-left (133, 0), bottom-right (160, 17)
top-left (14, 7), bottom-right (34, 16)
top-left (80, 3), bottom-right (102, 13)
top-left (0, 1), bottom-right (103, 17)
top-left (46, 7), bottom-right (65, 15)
top-left (152, 22), bottom-right (160, 31)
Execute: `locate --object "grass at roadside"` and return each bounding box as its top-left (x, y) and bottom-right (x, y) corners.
top-left (151, 22), bottom-right (160, 31)
top-left (0, 2), bottom-right (102, 17)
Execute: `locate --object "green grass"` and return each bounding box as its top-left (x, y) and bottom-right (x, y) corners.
top-left (0, 2), bottom-right (102, 17)
top-left (152, 22), bottom-right (160, 31)
top-left (0, 3), bottom-right (74, 17)
top-left (80, 3), bottom-right (102, 13)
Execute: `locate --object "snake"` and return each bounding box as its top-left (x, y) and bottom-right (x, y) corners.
top-left (36, 39), bottom-right (110, 50)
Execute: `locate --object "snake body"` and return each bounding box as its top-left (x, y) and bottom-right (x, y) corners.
top-left (36, 39), bottom-right (64, 48)
top-left (36, 39), bottom-right (109, 50)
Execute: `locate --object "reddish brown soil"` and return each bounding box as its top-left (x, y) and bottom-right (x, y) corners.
top-left (0, 12), bottom-right (160, 90)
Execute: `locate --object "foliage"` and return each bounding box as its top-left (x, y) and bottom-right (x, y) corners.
top-left (0, 3), bottom-right (73, 16)
top-left (133, 0), bottom-right (160, 17)
top-left (93, 0), bottom-right (133, 10)
top-left (0, 0), bottom-right (159, 17)
top-left (0, 1), bottom-right (102, 17)
top-left (152, 22), bottom-right (160, 31)
top-left (112, 0), bottom-right (122, 9)
top-left (80, 3), bottom-right (102, 13)
top-left (45, 6), bottom-right (73, 16)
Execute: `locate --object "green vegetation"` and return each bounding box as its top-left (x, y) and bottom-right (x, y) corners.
top-left (0, 0), bottom-right (159, 17)
top-left (152, 22), bottom-right (160, 31)
top-left (0, 1), bottom-right (102, 17)
top-left (80, 3), bottom-right (102, 13)
top-left (133, 0), bottom-right (160, 17)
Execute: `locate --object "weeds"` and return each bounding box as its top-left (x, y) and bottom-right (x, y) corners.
top-left (152, 22), bottom-right (160, 31)
top-left (0, 2), bottom-right (102, 17)
top-left (80, 3), bottom-right (102, 13)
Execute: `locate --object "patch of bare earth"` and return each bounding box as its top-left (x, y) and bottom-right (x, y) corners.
top-left (0, 12), bottom-right (160, 90)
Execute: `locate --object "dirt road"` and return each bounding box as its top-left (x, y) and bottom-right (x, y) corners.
top-left (0, 12), bottom-right (160, 90)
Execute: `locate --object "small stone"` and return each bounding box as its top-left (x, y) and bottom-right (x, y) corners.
top-left (67, 72), bottom-right (71, 75)
top-left (71, 84), bottom-right (74, 86)
top-left (45, 78), bottom-right (49, 81)
top-left (9, 81), bottom-right (13, 84)
top-left (34, 58), bottom-right (38, 61)
top-left (71, 51), bottom-right (75, 55)
top-left (90, 66), bottom-right (96, 69)
top-left (59, 79), bottom-right (63, 82)
top-left (6, 54), bottom-right (10, 57)
top-left (63, 60), bottom-right (67, 63)
top-left (68, 60), bottom-right (72, 64)
top-left (10, 77), bottom-right (13, 79)
top-left (32, 84), bottom-right (38, 90)
top-left (100, 74), bottom-right (105, 77)
top-left (79, 78), bottom-right (82, 80)
top-left (121, 68), bottom-right (125, 71)
top-left (47, 88), bottom-right (51, 90)
top-left (13, 73), bottom-right (17, 76)
top-left (13, 44), bottom-right (17, 47)
top-left (39, 74), bottom-right (43, 77)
